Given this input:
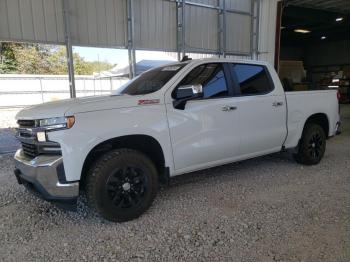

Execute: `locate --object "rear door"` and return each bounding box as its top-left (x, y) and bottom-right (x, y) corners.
top-left (228, 63), bottom-right (287, 156)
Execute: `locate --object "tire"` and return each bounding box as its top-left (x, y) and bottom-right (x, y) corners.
top-left (293, 124), bottom-right (326, 165)
top-left (86, 149), bottom-right (158, 222)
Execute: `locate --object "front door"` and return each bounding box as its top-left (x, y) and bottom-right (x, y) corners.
top-left (166, 63), bottom-right (241, 171)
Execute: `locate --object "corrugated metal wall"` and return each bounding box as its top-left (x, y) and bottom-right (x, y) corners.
top-left (68, 0), bottom-right (127, 48)
top-left (184, 2), bottom-right (219, 53)
top-left (133, 0), bottom-right (177, 51)
top-left (0, 0), bottom-right (127, 46)
top-left (0, 0), bottom-right (260, 57)
top-left (225, 12), bottom-right (251, 54)
top-left (0, 0), bottom-right (65, 44)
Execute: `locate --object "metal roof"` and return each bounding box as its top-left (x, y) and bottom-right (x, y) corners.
top-left (288, 0), bottom-right (350, 14)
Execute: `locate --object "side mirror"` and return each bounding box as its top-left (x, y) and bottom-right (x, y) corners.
top-left (173, 84), bottom-right (203, 110)
top-left (175, 84), bottom-right (203, 99)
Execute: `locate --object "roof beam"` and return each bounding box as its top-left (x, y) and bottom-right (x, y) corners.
top-left (288, 0), bottom-right (350, 14)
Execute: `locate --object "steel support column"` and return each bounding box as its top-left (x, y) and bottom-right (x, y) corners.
top-left (250, 0), bottom-right (261, 60)
top-left (181, 0), bottom-right (186, 59)
top-left (222, 0), bottom-right (227, 58)
top-left (217, 0), bottom-right (227, 57)
top-left (176, 1), bottom-right (181, 61)
top-left (176, 0), bottom-right (186, 61)
top-left (62, 0), bottom-right (76, 98)
top-left (217, 0), bottom-right (222, 57)
top-left (256, 0), bottom-right (261, 60)
top-left (127, 0), bottom-right (136, 79)
top-left (250, 0), bottom-right (255, 59)
top-left (274, 1), bottom-right (283, 72)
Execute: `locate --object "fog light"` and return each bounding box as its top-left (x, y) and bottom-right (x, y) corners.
top-left (37, 132), bottom-right (46, 142)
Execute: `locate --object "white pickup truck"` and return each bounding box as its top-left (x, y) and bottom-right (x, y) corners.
top-left (14, 58), bottom-right (340, 222)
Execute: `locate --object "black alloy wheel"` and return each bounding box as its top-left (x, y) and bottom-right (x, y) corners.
top-left (293, 124), bottom-right (326, 165)
top-left (86, 149), bottom-right (158, 222)
top-left (105, 166), bottom-right (147, 210)
top-left (307, 131), bottom-right (323, 161)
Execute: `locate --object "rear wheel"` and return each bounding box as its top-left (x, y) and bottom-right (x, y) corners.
top-left (86, 149), bottom-right (158, 222)
top-left (293, 124), bottom-right (326, 165)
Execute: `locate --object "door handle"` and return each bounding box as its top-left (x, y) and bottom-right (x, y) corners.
top-left (272, 101), bottom-right (284, 107)
top-left (222, 105), bottom-right (237, 112)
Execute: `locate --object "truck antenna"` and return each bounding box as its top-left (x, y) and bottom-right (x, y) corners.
top-left (181, 55), bottom-right (192, 62)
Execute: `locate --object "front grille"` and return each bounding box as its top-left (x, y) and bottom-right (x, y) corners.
top-left (21, 141), bottom-right (61, 158)
top-left (17, 121), bottom-right (62, 158)
top-left (21, 142), bottom-right (39, 158)
top-left (18, 130), bottom-right (32, 138)
top-left (17, 119), bottom-right (36, 128)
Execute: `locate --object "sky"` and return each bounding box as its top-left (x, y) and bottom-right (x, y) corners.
top-left (73, 46), bottom-right (128, 65)
top-left (73, 46), bottom-right (177, 66)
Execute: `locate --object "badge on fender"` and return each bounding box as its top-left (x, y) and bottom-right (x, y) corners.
top-left (138, 99), bottom-right (160, 105)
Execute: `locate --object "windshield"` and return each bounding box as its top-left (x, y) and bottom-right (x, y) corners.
top-left (114, 63), bottom-right (187, 96)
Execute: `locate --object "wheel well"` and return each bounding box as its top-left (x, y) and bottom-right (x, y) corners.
top-left (80, 135), bottom-right (166, 189)
top-left (304, 113), bottom-right (329, 137)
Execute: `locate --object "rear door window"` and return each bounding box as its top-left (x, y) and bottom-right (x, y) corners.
top-left (229, 64), bottom-right (273, 95)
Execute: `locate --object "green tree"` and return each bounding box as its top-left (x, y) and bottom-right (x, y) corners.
top-left (13, 44), bottom-right (52, 74)
top-left (0, 43), bottom-right (115, 75)
top-left (47, 46), bottom-right (115, 75)
top-left (47, 46), bottom-right (68, 74)
top-left (89, 60), bottom-right (116, 74)
top-left (73, 52), bottom-right (93, 75)
top-left (0, 43), bottom-right (18, 73)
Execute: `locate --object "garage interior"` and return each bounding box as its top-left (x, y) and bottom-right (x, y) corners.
top-left (278, 0), bottom-right (350, 103)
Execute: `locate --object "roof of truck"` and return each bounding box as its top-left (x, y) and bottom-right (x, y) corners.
top-left (167, 58), bottom-right (271, 68)
top-left (188, 57), bottom-right (270, 66)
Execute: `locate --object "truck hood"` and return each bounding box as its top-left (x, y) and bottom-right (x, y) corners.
top-left (16, 95), bottom-right (153, 120)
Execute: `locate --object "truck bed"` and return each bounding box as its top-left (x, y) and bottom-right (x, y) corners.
top-left (284, 90), bottom-right (339, 149)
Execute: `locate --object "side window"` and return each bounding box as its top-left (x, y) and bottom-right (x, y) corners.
top-left (230, 64), bottom-right (273, 95)
top-left (177, 63), bottom-right (228, 99)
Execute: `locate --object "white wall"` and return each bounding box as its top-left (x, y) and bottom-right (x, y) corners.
top-left (0, 75), bottom-right (129, 108)
top-left (258, 0), bottom-right (278, 66)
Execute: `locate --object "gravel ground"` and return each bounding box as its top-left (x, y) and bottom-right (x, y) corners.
top-left (0, 109), bottom-right (22, 154)
top-left (0, 108), bottom-right (22, 128)
top-left (0, 105), bottom-right (349, 261)
top-left (0, 128), bottom-right (20, 154)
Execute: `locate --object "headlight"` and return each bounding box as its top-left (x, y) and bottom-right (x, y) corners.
top-left (39, 116), bottom-right (75, 130)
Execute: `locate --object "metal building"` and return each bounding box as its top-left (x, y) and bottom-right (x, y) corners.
top-left (0, 0), bottom-right (279, 97)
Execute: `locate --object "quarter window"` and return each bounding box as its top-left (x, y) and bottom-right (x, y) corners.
top-left (177, 63), bottom-right (228, 99)
top-left (230, 64), bottom-right (272, 95)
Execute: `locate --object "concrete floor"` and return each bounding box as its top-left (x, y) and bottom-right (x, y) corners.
top-left (340, 104), bottom-right (350, 136)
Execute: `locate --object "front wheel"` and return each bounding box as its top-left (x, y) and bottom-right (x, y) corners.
top-left (86, 149), bottom-right (158, 222)
top-left (293, 124), bottom-right (326, 165)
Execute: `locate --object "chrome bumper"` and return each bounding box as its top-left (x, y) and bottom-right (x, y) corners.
top-left (14, 149), bottom-right (79, 208)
